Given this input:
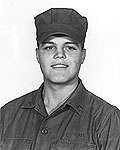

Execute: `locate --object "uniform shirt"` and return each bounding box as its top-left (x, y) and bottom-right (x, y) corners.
top-left (0, 78), bottom-right (120, 150)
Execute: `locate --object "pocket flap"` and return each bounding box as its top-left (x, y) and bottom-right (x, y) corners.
top-left (50, 140), bottom-right (96, 150)
top-left (1, 138), bottom-right (32, 150)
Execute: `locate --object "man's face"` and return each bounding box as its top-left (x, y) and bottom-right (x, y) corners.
top-left (36, 36), bottom-right (86, 84)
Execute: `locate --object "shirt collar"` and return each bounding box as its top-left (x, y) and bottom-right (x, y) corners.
top-left (21, 83), bottom-right (48, 117)
top-left (21, 78), bottom-right (87, 116)
top-left (63, 78), bottom-right (87, 115)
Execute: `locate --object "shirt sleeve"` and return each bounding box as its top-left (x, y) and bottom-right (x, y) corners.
top-left (97, 106), bottom-right (120, 150)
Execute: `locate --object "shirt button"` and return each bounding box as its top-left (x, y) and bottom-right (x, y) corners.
top-left (41, 128), bottom-right (48, 135)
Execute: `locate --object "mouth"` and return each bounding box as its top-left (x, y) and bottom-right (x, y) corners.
top-left (51, 63), bottom-right (69, 69)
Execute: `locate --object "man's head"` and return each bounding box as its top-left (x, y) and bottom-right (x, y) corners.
top-left (34, 8), bottom-right (88, 84)
top-left (34, 8), bottom-right (88, 49)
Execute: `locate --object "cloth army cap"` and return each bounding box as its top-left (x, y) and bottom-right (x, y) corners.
top-left (34, 8), bottom-right (88, 44)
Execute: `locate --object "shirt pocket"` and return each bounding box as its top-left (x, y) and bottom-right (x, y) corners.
top-left (1, 138), bottom-right (32, 150)
top-left (50, 140), bottom-right (97, 150)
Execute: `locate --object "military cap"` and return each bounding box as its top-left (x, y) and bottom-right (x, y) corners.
top-left (34, 8), bottom-right (88, 43)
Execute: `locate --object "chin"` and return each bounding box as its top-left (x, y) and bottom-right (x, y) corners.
top-left (47, 75), bottom-right (77, 85)
top-left (50, 77), bottom-right (69, 84)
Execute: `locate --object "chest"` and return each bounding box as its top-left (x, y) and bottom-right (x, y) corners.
top-left (1, 107), bottom-right (97, 150)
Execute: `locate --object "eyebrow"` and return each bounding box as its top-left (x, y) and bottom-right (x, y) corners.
top-left (42, 41), bottom-right (78, 45)
top-left (42, 42), bottom-right (55, 45)
top-left (64, 42), bottom-right (78, 45)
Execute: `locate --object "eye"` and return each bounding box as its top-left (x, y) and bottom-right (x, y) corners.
top-left (43, 45), bottom-right (56, 51)
top-left (65, 45), bottom-right (77, 51)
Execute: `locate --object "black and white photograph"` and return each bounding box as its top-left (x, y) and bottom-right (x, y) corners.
top-left (0, 0), bottom-right (120, 149)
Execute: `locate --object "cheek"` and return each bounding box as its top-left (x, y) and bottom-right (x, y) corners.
top-left (39, 55), bottom-right (52, 71)
top-left (69, 55), bottom-right (82, 69)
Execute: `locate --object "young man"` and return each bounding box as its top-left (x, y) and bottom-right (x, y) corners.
top-left (0, 8), bottom-right (120, 150)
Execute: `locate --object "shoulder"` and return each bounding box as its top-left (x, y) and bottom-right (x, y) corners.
top-left (0, 89), bottom-right (38, 119)
top-left (84, 89), bottom-right (120, 134)
top-left (84, 88), bottom-right (119, 114)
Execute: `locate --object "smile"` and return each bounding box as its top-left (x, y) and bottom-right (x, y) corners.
top-left (51, 64), bottom-right (69, 68)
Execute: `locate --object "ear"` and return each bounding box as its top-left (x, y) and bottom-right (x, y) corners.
top-left (35, 48), bottom-right (40, 63)
top-left (81, 48), bottom-right (86, 64)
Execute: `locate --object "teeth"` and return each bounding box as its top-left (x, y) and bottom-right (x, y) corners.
top-left (52, 64), bottom-right (68, 68)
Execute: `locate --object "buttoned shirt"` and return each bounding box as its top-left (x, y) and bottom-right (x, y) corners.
top-left (0, 78), bottom-right (120, 150)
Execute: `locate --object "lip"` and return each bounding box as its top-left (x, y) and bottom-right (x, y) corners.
top-left (51, 63), bottom-right (69, 68)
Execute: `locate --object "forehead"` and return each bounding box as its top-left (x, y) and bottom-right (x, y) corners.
top-left (42, 35), bottom-right (77, 44)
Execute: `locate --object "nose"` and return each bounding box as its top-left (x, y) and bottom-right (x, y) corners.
top-left (53, 47), bottom-right (66, 59)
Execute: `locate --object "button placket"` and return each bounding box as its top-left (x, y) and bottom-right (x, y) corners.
top-left (40, 117), bottom-right (49, 135)
top-left (41, 128), bottom-right (48, 135)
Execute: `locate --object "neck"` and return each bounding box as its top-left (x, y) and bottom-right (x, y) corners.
top-left (43, 77), bottom-right (79, 112)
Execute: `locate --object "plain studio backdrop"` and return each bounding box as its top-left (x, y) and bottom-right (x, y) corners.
top-left (0, 0), bottom-right (120, 108)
